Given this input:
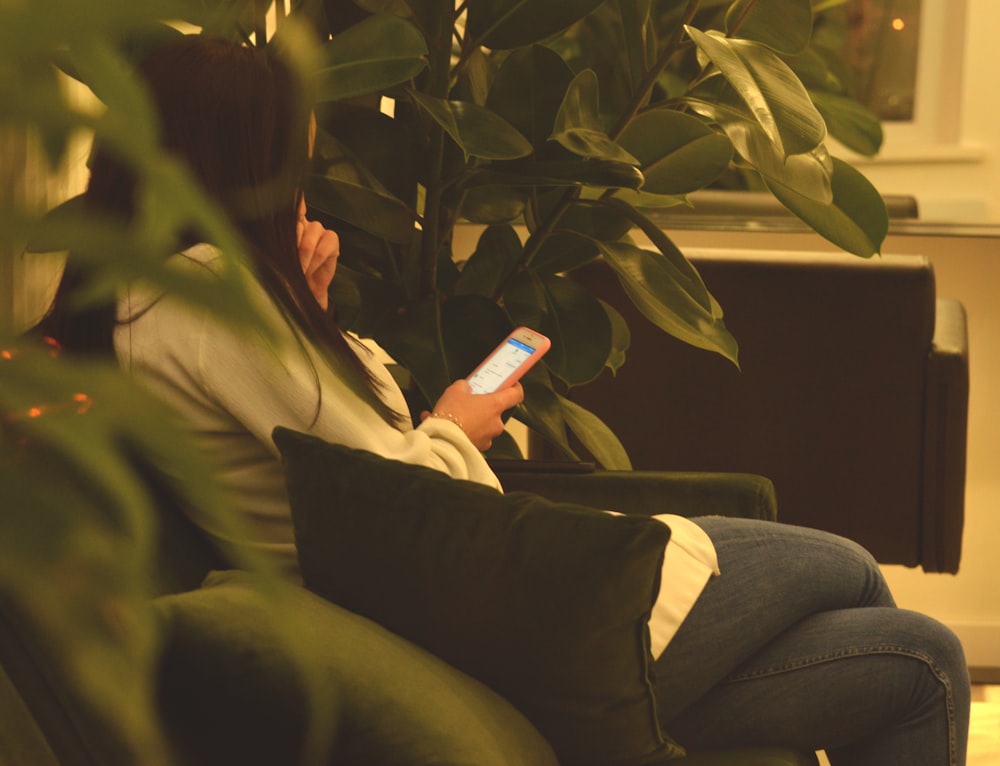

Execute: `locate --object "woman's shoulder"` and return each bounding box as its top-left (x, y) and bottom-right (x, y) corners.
top-left (171, 243), bottom-right (227, 274)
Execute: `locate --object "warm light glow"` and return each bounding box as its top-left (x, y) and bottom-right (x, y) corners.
top-left (28, 408), bottom-right (43, 418)
top-left (1, 350), bottom-right (11, 360)
top-left (892, 17), bottom-right (906, 31)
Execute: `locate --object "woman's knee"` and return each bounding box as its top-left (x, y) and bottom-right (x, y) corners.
top-left (890, 609), bottom-right (969, 691)
top-left (693, 516), bottom-right (895, 609)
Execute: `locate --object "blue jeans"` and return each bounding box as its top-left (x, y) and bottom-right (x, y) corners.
top-left (653, 517), bottom-right (970, 765)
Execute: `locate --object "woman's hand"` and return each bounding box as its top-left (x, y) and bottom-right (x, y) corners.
top-left (421, 380), bottom-right (525, 452)
top-left (296, 198), bottom-right (339, 310)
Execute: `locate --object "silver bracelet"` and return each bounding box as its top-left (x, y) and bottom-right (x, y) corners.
top-left (429, 411), bottom-right (465, 432)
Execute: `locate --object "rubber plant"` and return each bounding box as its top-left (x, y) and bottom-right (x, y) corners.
top-left (291, 0), bottom-right (888, 468)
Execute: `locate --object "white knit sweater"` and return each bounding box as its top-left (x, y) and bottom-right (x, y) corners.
top-left (115, 243), bottom-right (500, 570)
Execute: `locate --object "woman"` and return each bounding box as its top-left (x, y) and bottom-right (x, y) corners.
top-left (43, 37), bottom-right (970, 765)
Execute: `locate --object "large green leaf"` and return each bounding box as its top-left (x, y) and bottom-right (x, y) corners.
top-left (529, 200), bottom-right (631, 274)
top-left (686, 75), bottom-right (833, 203)
top-left (593, 241), bottom-right (739, 365)
top-left (686, 27), bottom-right (826, 157)
top-left (315, 13), bottom-right (428, 102)
top-left (440, 296), bottom-right (517, 379)
top-left (810, 90), bottom-right (883, 157)
top-left (316, 104), bottom-right (422, 209)
top-left (473, 159), bottom-right (644, 190)
top-left (601, 197), bottom-right (715, 313)
top-left (550, 70), bottom-right (639, 164)
top-left (466, 0), bottom-right (607, 50)
top-left (372, 296), bottom-right (451, 403)
top-left (306, 172), bottom-right (416, 245)
top-left (764, 157), bottom-right (888, 257)
top-left (725, 0), bottom-right (813, 55)
top-left (599, 298), bottom-right (630, 375)
top-left (460, 185), bottom-right (528, 225)
top-left (513, 379), bottom-right (578, 461)
top-left (503, 271), bottom-right (613, 386)
top-left (487, 45), bottom-right (575, 158)
top-left (558, 395), bottom-right (632, 470)
top-left (617, 109), bottom-right (733, 195)
top-left (398, 0), bottom-right (454, 34)
top-left (619, 0), bottom-right (655, 92)
top-left (409, 91), bottom-right (533, 160)
top-left (454, 224), bottom-right (524, 298)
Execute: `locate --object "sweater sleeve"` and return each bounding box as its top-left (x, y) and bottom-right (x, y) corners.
top-left (121, 248), bottom-right (501, 491)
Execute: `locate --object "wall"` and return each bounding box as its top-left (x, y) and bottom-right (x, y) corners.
top-left (848, 0), bottom-right (999, 223)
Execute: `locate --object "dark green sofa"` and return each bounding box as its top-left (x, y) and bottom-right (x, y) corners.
top-left (0, 438), bottom-right (819, 766)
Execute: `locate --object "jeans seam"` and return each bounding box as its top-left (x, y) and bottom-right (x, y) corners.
top-left (723, 645), bottom-right (959, 766)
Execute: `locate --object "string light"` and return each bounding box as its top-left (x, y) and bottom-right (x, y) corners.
top-left (892, 17), bottom-right (906, 31)
top-left (1, 339), bottom-right (93, 423)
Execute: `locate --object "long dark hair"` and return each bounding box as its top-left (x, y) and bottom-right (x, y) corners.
top-left (43, 36), bottom-right (402, 427)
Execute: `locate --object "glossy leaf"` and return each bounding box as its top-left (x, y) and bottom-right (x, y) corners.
top-left (514, 379), bottom-right (578, 461)
top-left (686, 27), bottom-right (826, 158)
top-left (602, 197), bottom-right (716, 313)
top-left (460, 185), bottom-right (528, 225)
top-left (396, 0), bottom-right (452, 33)
top-left (617, 109), bottom-right (733, 195)
top-left (558, 395), bottom-right (632, 469)
top-left (504, 271), bottom-right (613, 386)
top-left (619, 0), bottom-right (654, 92)
top-left (306, 172), bottom-right (416, 245)
top-left (454, 224), bottom-right (524, 297)
top-left (466, 0), bottom-right (607, 50)
top-left (764, 157), bottom-right (888, 257)
top-left (440, 296), bottom-right (519, 378)
top-left (487, 45), bottom-right (575, 157)
top-left (810, 91), bottom-right (883, 157)
top-left (725, 0), bottom-right (813, 55)
top-left (594, 240), bottom-right (740, 365)
top-left (600, 298), bottom-right (631, 375)
top-left (687, 75), bottom-right (834, 203)
top-left (409, 91), bottom-right (533, 160)
top-left (481, 159), bottom-right (644, 190)
top-left (551, 70), bottom-right (639, 164)
top-left (372, 296), bottom-right (451, 403)
top-left (315, 14), bottom-right (428, 102)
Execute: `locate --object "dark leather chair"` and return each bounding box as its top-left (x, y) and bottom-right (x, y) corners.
top-left (558, 250), bottom-right (969, 573)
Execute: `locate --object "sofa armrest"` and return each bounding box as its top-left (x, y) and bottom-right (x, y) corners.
top-left (921, 298), bottom-right (970, 573)
top-left (492, 467), bottom-right (777, 522)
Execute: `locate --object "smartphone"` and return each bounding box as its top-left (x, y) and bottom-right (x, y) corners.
top-left (466, 327), bottom-right (551, 394)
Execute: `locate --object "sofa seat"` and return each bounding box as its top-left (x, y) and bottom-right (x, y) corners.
top-left (1, 460), bottom-right (820, 766)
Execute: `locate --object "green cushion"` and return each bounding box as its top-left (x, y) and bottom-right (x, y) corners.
top-left (494, 470), bottom-right (778, 522)
top-left (155, 570), bottom-right (558, 766)
top-left (274, 427), bottom-right (685, 766)
top-left (674, 749), bottom-right (819, 766)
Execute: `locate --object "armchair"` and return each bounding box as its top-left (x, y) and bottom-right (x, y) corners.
top-left (559, 250), bottom-right (969, 573)
top-left (0, 452), bottom-right (818, 766)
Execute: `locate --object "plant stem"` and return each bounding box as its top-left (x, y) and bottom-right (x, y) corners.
top-left (608, 0), bottom-right (701, 139)
top-left (519, 187), bottom-right (579, 271)
top-left (418, 11), bottom-right (457, 297)
top-left (726, 0), bottom-right (754, 38)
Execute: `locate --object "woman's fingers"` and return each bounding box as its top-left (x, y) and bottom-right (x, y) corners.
top-left (297, 218), bottom-right (339, 310)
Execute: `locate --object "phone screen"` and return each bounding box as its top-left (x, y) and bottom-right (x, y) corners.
top-left (467, 337), bottom-right (536, 394)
